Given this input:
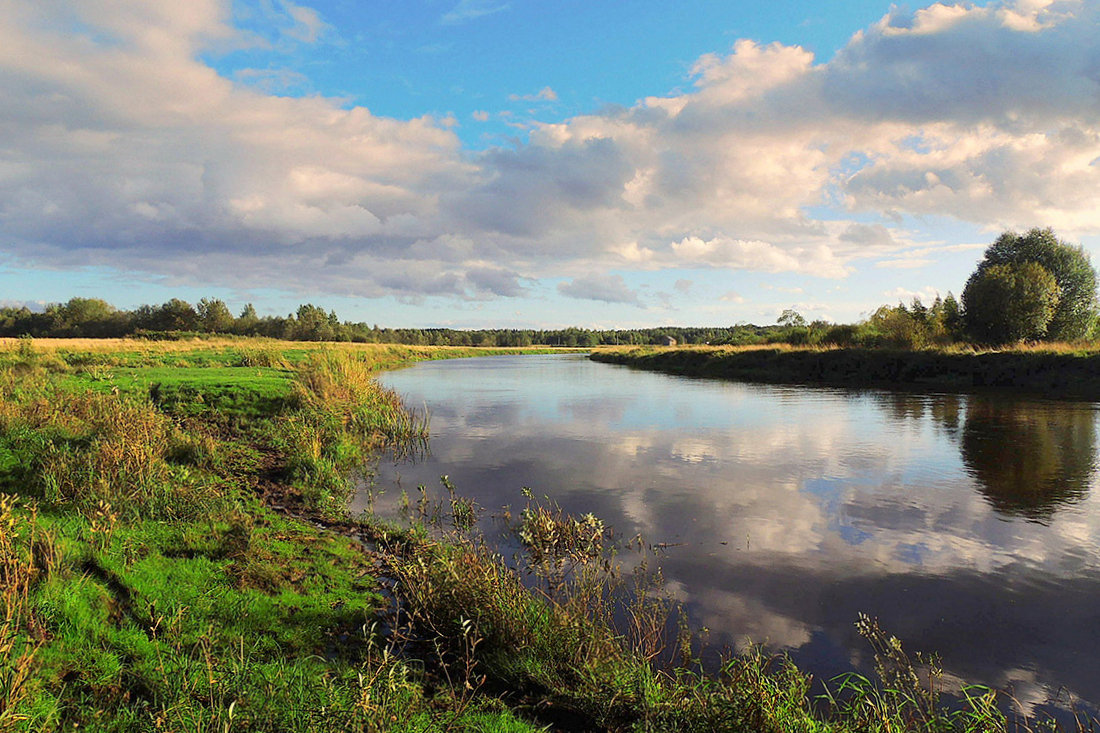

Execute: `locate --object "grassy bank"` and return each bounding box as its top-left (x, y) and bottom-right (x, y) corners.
top-left (0, 338), bottom-right (1069, 731)
top-left (590, 343), bottom-right (1100, 399)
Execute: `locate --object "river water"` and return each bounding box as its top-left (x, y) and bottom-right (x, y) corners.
top-left (355, 353), bottom-right (1100, 715)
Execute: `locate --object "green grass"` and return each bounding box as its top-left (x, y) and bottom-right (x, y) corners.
top-left (0, 341), bottom-right (558, 732)
top-left (62, 365), bottom-right (296, 419)
top-left (0, 338), bottom-right (1079, 732)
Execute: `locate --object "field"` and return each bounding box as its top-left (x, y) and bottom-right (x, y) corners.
top-left (0, 337), bottom-right (1070, 732)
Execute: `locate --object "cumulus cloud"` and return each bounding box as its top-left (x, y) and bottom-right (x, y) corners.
top-left (1, 0), bottom-right (1099, 303)
top-left (465, 266), bottom-right (529, 297)
top-left (0, 299), bottom-right (46, 312)
top-left (875, 257), bottom-right (934, 269)
top-left (558, 274), bottom-right (642, 305)
top-left (233, 67), bottom-right (311, 94)
top-left (671, 237), bottom-right (850, 277)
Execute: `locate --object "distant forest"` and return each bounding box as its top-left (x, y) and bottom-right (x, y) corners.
top-left (0, 294), bottom-right (973, 349)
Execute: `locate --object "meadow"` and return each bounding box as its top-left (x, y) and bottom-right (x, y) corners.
top-left (0, 337), bottom-right (1080, 731)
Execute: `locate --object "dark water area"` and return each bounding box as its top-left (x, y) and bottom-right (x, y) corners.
top-left (352, 353), bottom-right (1100, 716)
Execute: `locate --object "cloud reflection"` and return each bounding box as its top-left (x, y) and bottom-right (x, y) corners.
top-left (365, 355), bottom-right (1100, 711)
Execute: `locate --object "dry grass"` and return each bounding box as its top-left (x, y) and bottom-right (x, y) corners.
top-left (37, 394), bottom-right (173, 506)
top-left (0, 337), bottom-right (239, 354)
top-left (595, 341), bottom-right (1100, 356)
top-left (0, 496), bottom-right (53, 731)
top-left (0, 337), bottom-right (551, 357)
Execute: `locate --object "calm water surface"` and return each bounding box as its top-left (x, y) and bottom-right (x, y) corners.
top-left (355, 353), bottom-right (1100, 714)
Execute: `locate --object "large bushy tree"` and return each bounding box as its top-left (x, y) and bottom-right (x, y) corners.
top-left (963, 262), bottom-right (1061, 344)
top-left (963, 228), bottom-right (1098, 342)
top-left (50, 297), bottom-right (124, 337)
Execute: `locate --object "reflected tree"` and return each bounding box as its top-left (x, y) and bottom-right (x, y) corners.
top-left (872, 393), bottom-right (964, 439)
top-left (928, 395), bottom-right (963, 438)
top-left (960, 400), bottom-right (1097, 521)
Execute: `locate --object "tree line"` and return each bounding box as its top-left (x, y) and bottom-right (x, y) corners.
top-left (0, 297), bottom-right (803, 347)
top-left (2, 229), bottom-right (1095, 349)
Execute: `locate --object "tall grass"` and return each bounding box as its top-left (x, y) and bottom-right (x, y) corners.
top-left (280, 351), bottom-right (429, 514)
top-left (0, 497), bottom-right (54, 731)
top-left (0, 387), bottom-right (223, 521)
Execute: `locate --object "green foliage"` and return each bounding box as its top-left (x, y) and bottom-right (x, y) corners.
top-left (48, 298), bottom-right (123, 338)
top-left (777, 308), bottom-right (807, 328)
top-left (195, 297), bottom-right (234, 334)
top-left (964, 228), bottom-right (1098, 342)
top-left (963, 261), bottom-right (1061, 344)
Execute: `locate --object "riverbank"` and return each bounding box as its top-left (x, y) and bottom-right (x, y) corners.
top-left (590, 343), bottom-right (1100, 399)
top-left (0, 339), bottom-right (569, 731)
top-left (0, 338), bottom-right (1056, 731)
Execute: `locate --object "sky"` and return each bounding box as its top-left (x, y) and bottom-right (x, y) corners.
top-left (1, 0), bottom-right (1099, 328)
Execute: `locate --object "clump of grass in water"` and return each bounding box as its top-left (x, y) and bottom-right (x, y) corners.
top-left (281, 351), bottom-right (429, 515)
top-left (381, 490), bottom-right (725, 729)
top-left (819, 614), bottom-right (1009, 733)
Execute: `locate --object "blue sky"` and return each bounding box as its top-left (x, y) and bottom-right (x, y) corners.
top-left (1, 0), bottom-right (1098, 327)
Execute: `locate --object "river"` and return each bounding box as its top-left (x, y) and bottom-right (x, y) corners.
top-left (355, 352), bottom-right (1100, 717)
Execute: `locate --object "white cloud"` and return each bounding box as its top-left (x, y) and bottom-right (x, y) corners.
top-left (278, 0), bottom-right (329, 43)
top-left (0, 299), bottom-right (47, 312)
top-left (671, 237), bottom-right (850, 277)
top-left (875, 258), bottom-right (934, 269)
top-left (471, 110), bottom-right (490, 122)
top-left (441, 0), bottom-right (510, 25)
top-left (233, 67), bottom-right (311, 94)
top-left (883, 286), bottom-right (942, 303)
top-left (1, 0), bottom-right (1100, 303)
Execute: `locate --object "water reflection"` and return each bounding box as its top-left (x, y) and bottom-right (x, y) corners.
top-left (960, 401), bottom-right (1096, 521)
top-left (361, 355), bottom-right (1100, 714)
top-left (866, 392), bottom-right (1099, 522)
